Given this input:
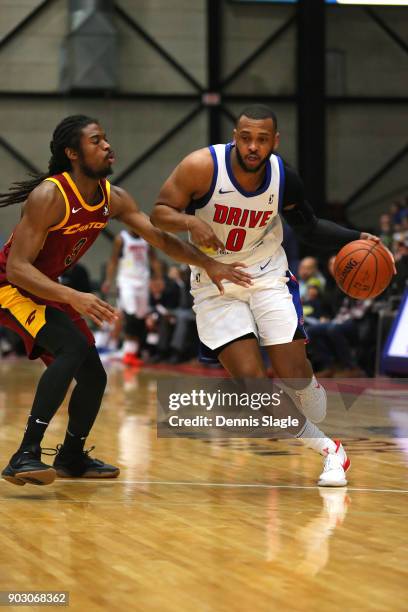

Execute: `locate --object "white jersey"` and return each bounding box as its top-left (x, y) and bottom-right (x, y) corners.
top-left (116, 230), bottom-right (149, 288)
top-left (187, 143), bottom-right (288, 278)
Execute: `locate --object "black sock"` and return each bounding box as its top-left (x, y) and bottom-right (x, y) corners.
top-left (62, 429), bottom-right (87, 455)
top-left (19, 415), bottom-right (49, 451)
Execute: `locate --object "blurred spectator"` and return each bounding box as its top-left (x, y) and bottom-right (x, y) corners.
top-left (167, 266), bottom-right (198, 364)
top-left (392, 229), bottom-right (408, 253)
top-left (391, 234), bottom-right (408, 296)
top-left (302, 283), bottom-right (324, 326)
top-left (320, 255), bottom-right (345, 318)
top-left (378, 213), bottom-right (393, 250)
top-left (307, 298), bottom-right (372, 377)
top-left (402, 211), bottom-right (408, 231)
top-left (168, 265), bottom-right (184, 286)
top-left (298, 256), bottom-right (326, 299)
top-left (145, 275), bottom-right (181, 363)
top-left (390, 201), bottom-right (406, 229)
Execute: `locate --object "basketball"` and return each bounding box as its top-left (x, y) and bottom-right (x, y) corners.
top-left (334, 239), bottom-right (394, 299)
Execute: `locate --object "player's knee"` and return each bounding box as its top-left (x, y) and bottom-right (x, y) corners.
top-left (86, 358), bottom-right (107, 392)
top-left (238, 367), bottom-right (265, 378)
top-left (76, 348), bottom-right (107, 392)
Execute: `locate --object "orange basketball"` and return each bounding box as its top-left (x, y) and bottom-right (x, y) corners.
top-left (333, 239), bottom-right (394, 299)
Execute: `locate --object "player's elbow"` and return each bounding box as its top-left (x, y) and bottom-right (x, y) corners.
top-left (290, 224), bottom-right (314, 242)
top-left (147, 227), bottom-right (166, 251)
top-left (6, 259), bottom-right (23, 285)
top-left (150, 205), bottom-right (166, 229)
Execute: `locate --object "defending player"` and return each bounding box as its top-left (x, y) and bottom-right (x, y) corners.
top-left (0, 115), bottom-right (251, 486)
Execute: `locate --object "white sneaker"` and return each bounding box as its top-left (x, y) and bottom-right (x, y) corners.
top-left (318, 441), bottom-right (350, 487)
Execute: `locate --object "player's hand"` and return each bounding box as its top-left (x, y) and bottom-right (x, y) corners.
top-left (69, 291), bottom-right (119, 327)
top-left (360, 232), bottom-right (380, 243)
top-left (204, 260), bottom-right (252, 295)
top-left (188, 217), bottom-right (225, 252)
top-left (360, 232), bottom-right (397, 274)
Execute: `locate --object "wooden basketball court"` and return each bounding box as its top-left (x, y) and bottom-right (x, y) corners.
top-left (0, 359), bottom-right (407, 611)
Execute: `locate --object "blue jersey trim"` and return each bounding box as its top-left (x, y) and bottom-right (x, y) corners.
top-left (186, 146), bottom-right (218, 215)
top-left (225, 143), bottom-right (272, 198)
top-left (277, 155), bottom-right (285, 213)
top-left (286, 271), bottom-right (308, 341)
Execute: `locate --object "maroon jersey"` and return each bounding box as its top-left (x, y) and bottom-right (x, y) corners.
top-left (0, 172), bottom-right (111, 286)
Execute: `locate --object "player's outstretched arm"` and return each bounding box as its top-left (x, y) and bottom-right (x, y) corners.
top-left (283, 201), bottom-right (381, 250)
top-left (6, 182), bottom-right (117, 327)
top-left (110, 186), bottom-right (252, 294)
top-left (283, 201), bottom-right (396, 274)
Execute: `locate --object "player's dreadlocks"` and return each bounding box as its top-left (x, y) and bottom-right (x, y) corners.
top-left (0, 115), bottom-right (98, 208)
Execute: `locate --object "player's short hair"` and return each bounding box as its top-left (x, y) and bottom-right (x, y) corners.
top-left (237, 105), bottom-right (278, 131)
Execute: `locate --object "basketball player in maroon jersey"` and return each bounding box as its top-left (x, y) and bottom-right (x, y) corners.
top-left (151, 105), bottom-right (384, 486)
top-left (0, 115), bottom-right (251, 487)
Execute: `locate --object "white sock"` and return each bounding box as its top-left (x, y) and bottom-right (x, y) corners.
top-left (296, 419), bottom-right (337, 456)
top-left (123, 340), bottom-right (137, 355)
top-left (295, 375), bottom-right (327, 423)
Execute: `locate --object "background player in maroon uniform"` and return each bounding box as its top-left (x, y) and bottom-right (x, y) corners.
top-left (0, 115), bottom-right (251, 487)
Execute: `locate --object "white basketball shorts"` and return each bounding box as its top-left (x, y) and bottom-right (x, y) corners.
top-left (190, 255), bottom-right (306, 350)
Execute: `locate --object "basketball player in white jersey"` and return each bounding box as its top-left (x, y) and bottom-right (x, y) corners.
top-left (151, 105), bottom-right (381, 487)
top-left (103, 229), bottom-right (157, 366)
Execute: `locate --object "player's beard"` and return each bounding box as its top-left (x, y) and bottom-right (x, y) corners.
top-left (78, 152), bottom-right (113, 179)
top-left (235, 145), bottom-right (274, 174)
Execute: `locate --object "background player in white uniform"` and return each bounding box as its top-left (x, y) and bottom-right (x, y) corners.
top-left (103, 229), bottom-right (159, 366)
top-left (151, 105), bottom-right (382, 487)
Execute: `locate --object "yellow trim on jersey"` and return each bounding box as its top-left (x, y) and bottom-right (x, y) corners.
top-left (63, 172), bottom-right (106, 211)
top-left (44, 177), bottom-right (71, 232)
top-left (105, 179), bottom-right (111, 214)
top-left (0, 285), bottom-right (46, 338)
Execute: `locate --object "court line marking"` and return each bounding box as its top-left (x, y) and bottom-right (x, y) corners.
top-left (19, 480), bottom-right (407, 493)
